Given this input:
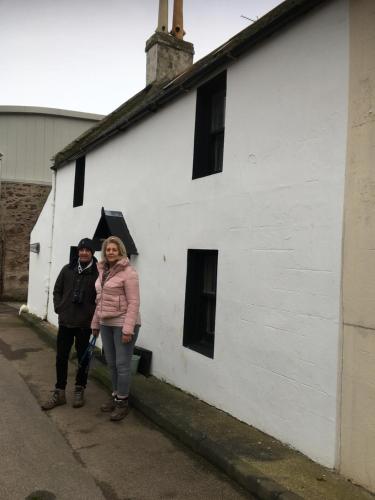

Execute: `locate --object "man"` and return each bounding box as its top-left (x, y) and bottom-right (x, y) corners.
top-left (41, 238), bottom-right (98, 410)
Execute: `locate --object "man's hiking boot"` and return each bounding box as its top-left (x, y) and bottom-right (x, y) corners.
top-left (41, 389), bottom-right (66, 411)
top-left (101, 395), bottom-right (116, 412)
top-left (110, 398), bottom-right (129, 421)
top-left (72, 385), bottom-right (85, 408)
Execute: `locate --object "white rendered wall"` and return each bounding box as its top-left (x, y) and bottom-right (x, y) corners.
top-left (46, 165), bottom-right (102, 328)
top-left (41, 0), bottom-right (348, 468)
top-left (27, 188), bottom-right (54, 319)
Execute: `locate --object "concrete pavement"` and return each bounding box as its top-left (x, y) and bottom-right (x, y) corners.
top-left (8, 302), bottom-right (375, 500)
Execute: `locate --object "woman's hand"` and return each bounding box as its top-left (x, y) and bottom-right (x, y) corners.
top-left (92, 329), bottom-right (100, 337)
top-left (122, 333), bottom-right (132, 344)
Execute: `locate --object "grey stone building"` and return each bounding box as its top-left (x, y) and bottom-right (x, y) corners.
top-left (0, 106), bottom-right (103, 300)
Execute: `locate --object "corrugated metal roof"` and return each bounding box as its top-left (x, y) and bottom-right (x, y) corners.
top-left (53, 0), bottom-right (326, 169)
top-left (0, 109), bottom-right (103, 183)
top-left (0, 106), bottom-right (103, 121)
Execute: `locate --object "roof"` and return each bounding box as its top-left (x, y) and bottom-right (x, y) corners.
top-left (53, 0), bottom-right (326, 170)
top-left (0, 106), bottom-right (103, 121)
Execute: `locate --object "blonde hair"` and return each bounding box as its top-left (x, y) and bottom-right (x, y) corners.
top-left (101, 236), bottom-right (127, 262)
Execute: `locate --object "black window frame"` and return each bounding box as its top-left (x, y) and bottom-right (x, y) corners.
top-left (192, 71), bottom-right (227, 180)
top-left (69, 246), bottom-right (78, 264)
top-left (183, 249), bottom-right (218, 358)
top-left (73, 156), bottom-right (86, 207)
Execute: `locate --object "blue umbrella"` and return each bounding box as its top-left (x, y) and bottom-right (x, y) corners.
top-left (79, 335), bottom-right (97, 376)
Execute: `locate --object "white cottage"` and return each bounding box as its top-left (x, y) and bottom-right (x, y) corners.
top-left (27, 0), bottom-right (375, 493)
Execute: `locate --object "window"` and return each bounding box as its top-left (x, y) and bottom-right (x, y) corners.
top-left (69, 246), bottom-right (78, 263)
top-left (183, 249), bottom-right (218, 358)
top-left (73, 156), bottom-right (85, 207)
top-left (192, 71), bottom-right (226, 179)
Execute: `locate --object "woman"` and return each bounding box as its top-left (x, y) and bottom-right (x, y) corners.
top-left (91, 236), bottom-right (140, 421)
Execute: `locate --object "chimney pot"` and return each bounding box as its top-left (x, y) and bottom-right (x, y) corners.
top-left (157, 0), bottom-right (168, 33)
top-left (172, 0), bottom-right (184, 39)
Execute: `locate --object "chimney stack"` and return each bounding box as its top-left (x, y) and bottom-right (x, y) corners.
top-left (146, 0), bottom-right (194, 86)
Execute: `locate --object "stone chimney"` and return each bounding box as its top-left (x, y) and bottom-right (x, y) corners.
top-left (145, 0), bottom-right (194, 86)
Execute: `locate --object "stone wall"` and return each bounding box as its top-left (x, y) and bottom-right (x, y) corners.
top-left (0, 181), bottom-right (51, 301)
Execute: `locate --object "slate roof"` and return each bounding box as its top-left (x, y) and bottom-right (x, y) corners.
top-left (53, 0), bottom-right (325, 169)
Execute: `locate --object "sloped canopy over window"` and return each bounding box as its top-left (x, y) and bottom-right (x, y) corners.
top-left (92, 207), bottom-right (138, 256)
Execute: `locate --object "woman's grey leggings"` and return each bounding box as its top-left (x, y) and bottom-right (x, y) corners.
top-left (100, 324), bottom-right (139, 397)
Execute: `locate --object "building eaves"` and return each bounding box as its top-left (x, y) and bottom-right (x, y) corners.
top-left (53, 0), bottom-right (326, 169)
top-left (0, 106), bottom-right (103, 121)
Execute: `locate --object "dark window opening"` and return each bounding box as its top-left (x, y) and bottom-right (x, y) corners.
top-left (73, 156), bottom-right (85, 207)
top-left (192, 71), bottom-right (226, 179)
top-left (69, 246), bottom-right (78, 264)
top-left (183, 249), bottom-right (218, 358)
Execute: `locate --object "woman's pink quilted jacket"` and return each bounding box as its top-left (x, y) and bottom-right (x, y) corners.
top-left (91, 257), bottom-right (140, 335)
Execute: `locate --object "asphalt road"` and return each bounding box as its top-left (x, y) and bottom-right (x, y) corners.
top-left (0, 303), bottom-right (253, 500)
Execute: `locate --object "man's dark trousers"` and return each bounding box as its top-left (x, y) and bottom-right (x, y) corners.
top-left (56, 326), bottom-right (91, 390)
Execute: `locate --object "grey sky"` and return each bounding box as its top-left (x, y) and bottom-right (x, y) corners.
top-left (1, 0), bottom-right (282, 115)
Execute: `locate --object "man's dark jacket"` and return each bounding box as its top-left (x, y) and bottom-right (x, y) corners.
top-left (53, 258), bottom-right (98, 328)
